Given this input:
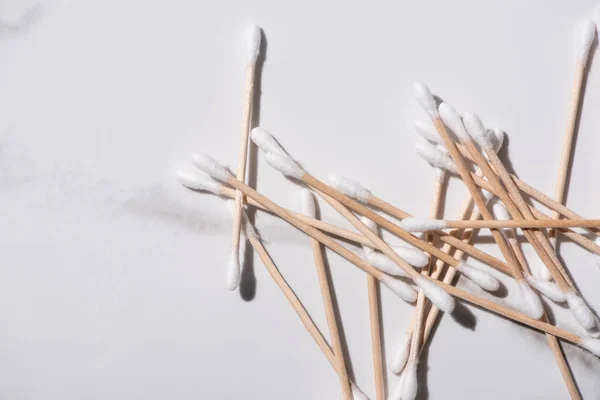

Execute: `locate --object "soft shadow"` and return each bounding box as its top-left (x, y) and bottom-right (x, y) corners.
top-left (0, 2), bottom-right (45, 35)
top-left (239, 28), bottom-right (267, 301)
top-left (449, 301), bottom-right (477, 330)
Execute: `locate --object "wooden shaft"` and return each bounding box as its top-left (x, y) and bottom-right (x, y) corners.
top-left (551, 63), bottom-right (587, 240)
top-left (432, 118), bottom-right (525, 280)
top-left (367, 275), bottom-right (384, 400)
top-left (231, 64), bottom-right (257, 261)
top-left (443, 218), bottom-right (600, 229)
top-left (309, 236), bottom-right (353, 399)
top-left (301, 173), bottom-right (511, 276)
top-left (224, 175), bottom-right (586, 347)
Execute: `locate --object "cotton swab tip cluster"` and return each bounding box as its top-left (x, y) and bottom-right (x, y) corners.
top-left (438, 102), bottom-right (469, 139)
top-left (299, 189), bottom-right (317, 218)
top-left (191, 153), bottom-right (232, 182)
top-left (264, 151), bottom-right (305, 178)
top-left (390, 331), bottom-right (412, 374)
top-left (579, 20), bottom-right (597, 62)
top-left (526, 275), bottom-right (566, 303)
top-left (415, 276), bottom-right (455, 313)
top-left (463, 112), bottom-right (493, 149)
top-left (175, 168), bottom-right (221, 194)
top-left (380, 275), bottom-right (418, 303)
top-left (456, 262), bottom-right (500, 291)
top-left (400, 360), bottom-right (419, 400)
top-left (251, 127), bottom-right (286, 155)
top-left (414, 119), bottom-right (441, 145)
top-left (566, 291), bottom-right (597, 330)
top-left (415, 141), bottom-right (457, 172)
top-left (399, 217), bottom-right (447, 232)
top-left (246, 24), bottom-right (262, 63)
top-left (328, 175), bottom-right (371, 203)
top-left (517, 280), bottom-right (544, 319)
top-left (413, 82), bottom-right (439, 120)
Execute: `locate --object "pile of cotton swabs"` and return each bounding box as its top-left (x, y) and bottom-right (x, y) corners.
top-left (175, 20), bottom-right (600, 400)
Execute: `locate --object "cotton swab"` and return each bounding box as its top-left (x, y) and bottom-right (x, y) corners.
top-left (233, 203), bottom-right (371, 400)
top-left (189, 154), bottom-right (600, 355)
top-left (299, 190), bottom-right (353, 400)
top-left (398, 216), bottom-right (600, 230)
top-left (461, 110), bottom-right (599, 331)
top-left (360, 217), bottom-right (386, 400)
top-left (417, 87), bottom-right (543, 319)
top-left (549, 20), bottom-right (597, 248)
top-left (414, 142), bottom-right (600, 255)
top-left (228, 25), bottom-right (263, 291)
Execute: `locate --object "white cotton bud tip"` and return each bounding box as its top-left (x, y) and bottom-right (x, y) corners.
top-left (463, 112), bottom-right (493, 149)
top-left (491, 128), bottom-right (505, 153)
top-left (526, 275), bottom-right (566, 303)
top-left (566, 291), bottom-right (597, 330)
top-left (175, 168), bottom-right (221, 194)
top-left (400, 360), bottom-right (419, 400)
top-left (328, 175), bottom-right (371, 203)
top-left (399, 217), bottom-right (448, 233)
top-left (227, 252), bottom-right (241, 291)
top-left (581, 338), bottom-right (600, 357)
top-left (191, 153), bottom-right (232, 182)
top-left (413, 119), bottom-right (442, 145)
top-left (351, 383), bottom-right (370, 400)
top-left (415, 141), bottom-right (457, 173)
top-left (245, 24), bottom-right (262, 63)
top-left (390, 332), bottom-right (412, 374)
top-left (579, 20), bottom-right (596, 62)
top-left (360, 216), bottom-right (378, 233)
top-left (438, 102), bottom-right (469, 139)
top-left (482, 189), bottom-right (495, 203)
top-left (415, 276), bottom-right (455, 313)
top-left (367, 253), bottom-right (408, 277)
top-left (491, 201), bottom-right (512, 232)
top-left (264, 151), bottom-right (305, 179)
top-left (392, 245), bottom-right (429, 268)
top-left (413, 82), bottom-right (439, 119)
top-left (298, 189), bottom-right (316, 218)
top-left (380, 275), bottom-right (418, 303)
top-left (456, 262), bottom-right (500, 291)
top-left (251, 127), bottom-right (285, 155)
top-left (517, 280), bottom-right (544, 319)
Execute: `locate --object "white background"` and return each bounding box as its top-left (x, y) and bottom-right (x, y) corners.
top-left (1, 0), bottom-right (600, 398)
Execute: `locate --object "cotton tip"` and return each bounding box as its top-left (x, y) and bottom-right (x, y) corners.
top-left (526, 275), bottom-right (566, 303)
top-left (491, 128), bottom-right (505, 153)
top-left (191, 153), bottom-right (232, 182)
top-left (351, 383), bottom-right (370, 400)
top-left (400, 360), bottom-right (418, 400)
top-left (299, 189), bottom-right (316, 218)
top-left (367, 252), bottom-right (408, 277)
top-left (456, 262), bottom-right (500, 291)
top-left (245, 24), bottom-right (262, 63)
top-left (399, 217), bottom-right (447, 233)
top-left (579, 20), bottom-right (596, 62)
top-left (413, 82), bottom-right (439, 119)
top-left (438, 102), bottom-right (468, 139)
top-left (390, 332), bottom-right (412, 374)
top-left (415, 141), bottom-right (457, 173)
top-left (251, 127), bottom-right (285, 155)
top-left (517, 280), bottom-right (544, 319)
top-left (415, 277), bottom-right (455, 313)
top-left (175, 167), bottom-right (221, 194)
top-left (328, 175), bottom-right (371, 203)
top-left (264, 151), bottom-right (305, 179)
top-left (392, 245), bottom-right (429, 268)
top-left (227, 251), bottom-right (241, 291)
top-left (566, 291), bottom-right (597, 330)
top-left (580, 338), bottom-right (600, 357)
top-left (463, 112), bottom-right (493, 149)
top-left (492, 202), bottom-right (512, 232)
top-left (360, 216), bottom-right (378, 233)
top-left (380, 275), bottom-right (418, 303)
top-left (413, 119), bottom-right (442, 145)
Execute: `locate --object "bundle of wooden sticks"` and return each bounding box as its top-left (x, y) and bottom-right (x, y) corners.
top-left (176, 21), bottom-right (600, 400)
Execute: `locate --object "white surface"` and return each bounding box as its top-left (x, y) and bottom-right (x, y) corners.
top-left (1, 0), bottom-right (600, 399)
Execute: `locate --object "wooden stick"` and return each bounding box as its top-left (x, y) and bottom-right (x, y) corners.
top-left (365, 257), bottom-right (385, 400)
top-left (308, 230), bottom-right (353, 399)
top-left (223, 174), bottom-right (588, 347)
top-left (434, 218), bottom-right (600, 230)
top-left (230, 29), bottom-right (260, 289)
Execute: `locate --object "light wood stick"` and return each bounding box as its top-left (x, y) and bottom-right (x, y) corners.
top-left (309, 231), bottom-right (353, 399)
top-left (222, 174), bottom-right (589, 347)
top-left (434, 218), bottom-right (600, 230)
top-left (366, 263), bottom-right (385, 400)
